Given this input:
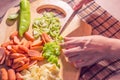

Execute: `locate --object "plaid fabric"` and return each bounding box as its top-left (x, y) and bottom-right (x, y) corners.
top-left (62, 0), bottom-right (120, 80)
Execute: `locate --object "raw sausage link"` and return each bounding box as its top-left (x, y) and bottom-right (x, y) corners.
top-left (0, 68), bottom-right (8, 80)
top-left (8, 69), bottom-right (16, 80)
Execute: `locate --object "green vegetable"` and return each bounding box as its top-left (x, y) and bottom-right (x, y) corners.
top-left (19, 0), bottom-right (30, 37)
top-left (8, 13), bottom-right (18, 20)
top-left (43, 41), bottom-right (61, 66)
top-left (32, 12), bottom-right (63, 42)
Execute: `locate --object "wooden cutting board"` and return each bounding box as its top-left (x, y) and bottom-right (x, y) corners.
top-left (0, 0), bottom-right (92, 80)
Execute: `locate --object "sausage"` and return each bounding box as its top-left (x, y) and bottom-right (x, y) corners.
top-left (0, 68), bottom-right (8, 80)
top-left (8, 69), bottom-right (16, 80)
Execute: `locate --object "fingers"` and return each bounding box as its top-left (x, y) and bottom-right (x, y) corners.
top-left (62, 46), bottom-right (82, 57)
top-left (61, 36), bottom-right (92, 49)
top-left (60, 40), bottom-right (76, 48)
top-left (64, 37), bottom-right (73, 41)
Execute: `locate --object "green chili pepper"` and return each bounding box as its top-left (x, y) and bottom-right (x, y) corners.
top-left (19, 0), bottom-right (30, 37)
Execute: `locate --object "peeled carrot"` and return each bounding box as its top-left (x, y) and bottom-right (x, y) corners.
top-left (5, 50), bottom-right (10, 55)
top-left (16, 62), bottom-right (29, 72)
top-left (18, 45), bottom-right (29, 53)
top-left (13, 36), bottom-right (20, 45)
top-left (13, 57), bottom-right (26, 63)
top-left (12, 61), bottom-right (25, 69)
top-left (42, 32), bottom-right (52, 42)
top-left (16, 72), bottom-right (23, 80)
top-left (0, 68), bottom-right (8, 80)
top-left (31, 41), bottom-right (43, 47)
top-left (22, 58), bottom-right (29, 63)
top-left (0, 48), bottom-right (5, 62)
top-left (6, 45), bottom-right (12, 51)
top-left (23, 41), bottom-right (32, 49)
top-left (28, 60), bottom-right (37, 67)
top-left (28, 50), bottom-right (41, 57)
top-left (10, 31), bottom-right (18, 40)
top-left (1, 41), bottom-right (13, 47)
top-left (10, 53), bottom-right (25, 59)
top-left (41, 33), bottom-right (47, 44)
top-left (30, 46), bottom-right (43, 52)
top-left (30, 56), bottom-right (44, 61)
top-left (24, 32), bottom-right (35, 42)
top-left (0, 48), bottom-right (6, 64)
top-left (8, 69), bottom-right (16, 80)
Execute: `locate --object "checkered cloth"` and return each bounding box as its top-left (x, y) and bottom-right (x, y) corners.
top-left (63, 0), bottom-right (120, 80)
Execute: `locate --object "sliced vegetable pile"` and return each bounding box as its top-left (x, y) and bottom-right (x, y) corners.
top-left (43, 41), bottom-right (61, 67)
top-left (0, 0), bottom-right (63, 80)
top-left (32, 12), bottom-right (63, 42)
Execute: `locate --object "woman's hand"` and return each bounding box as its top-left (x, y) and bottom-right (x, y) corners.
top-left (61, 35), bottom-right (111, 68)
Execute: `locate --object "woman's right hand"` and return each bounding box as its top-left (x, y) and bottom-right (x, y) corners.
top-left (60, 35), bottom-right (113, 68)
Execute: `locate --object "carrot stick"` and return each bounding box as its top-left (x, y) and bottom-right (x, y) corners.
top-left (28, 60), bottom-right (37, 67)
top-left (24, 32), bottom-right (35, 42)
top-left (8, 69), bottom-right (16, 80)
top-left (23, 41), bottom-right (32, 49)
top-left (30, 46), bottom-right (43, 52)
top-left (12, 61), bottom-right (25, 69)
top-left (16, 72), bottom-right (23, 80)
top-left (30, 56), bottom-right (44, 61)
top-left (0, 50), bottom-right (6, 65)
top-left (0, 48), bottom-right (5, 62)
top-left (10, 53), bottom-right (25, 59)
top-left (0, 68), bottom-right (8, 80)
top-left (13, 36), bottom-right (20, 45)
top-left (42, 32), bottom-right (52, 42)
top-left (16, 62), bottom-right (29, 72)
top-left (18, 45), bottom-right (29, 53)
top-left (28, 50), bottom-right (41, 57)
top-left (5, 49), bottom-right (10, 56)
top-left (41, 33), bottom-right (47, 44)
top-left (13, 57), bottom-right (26, 63)
top-left (1, 41), bottom-right (13, 47)
top-left (31, 41), bottom-right (43, 47)
top-left (10, 31), bottom-right (18, 40)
